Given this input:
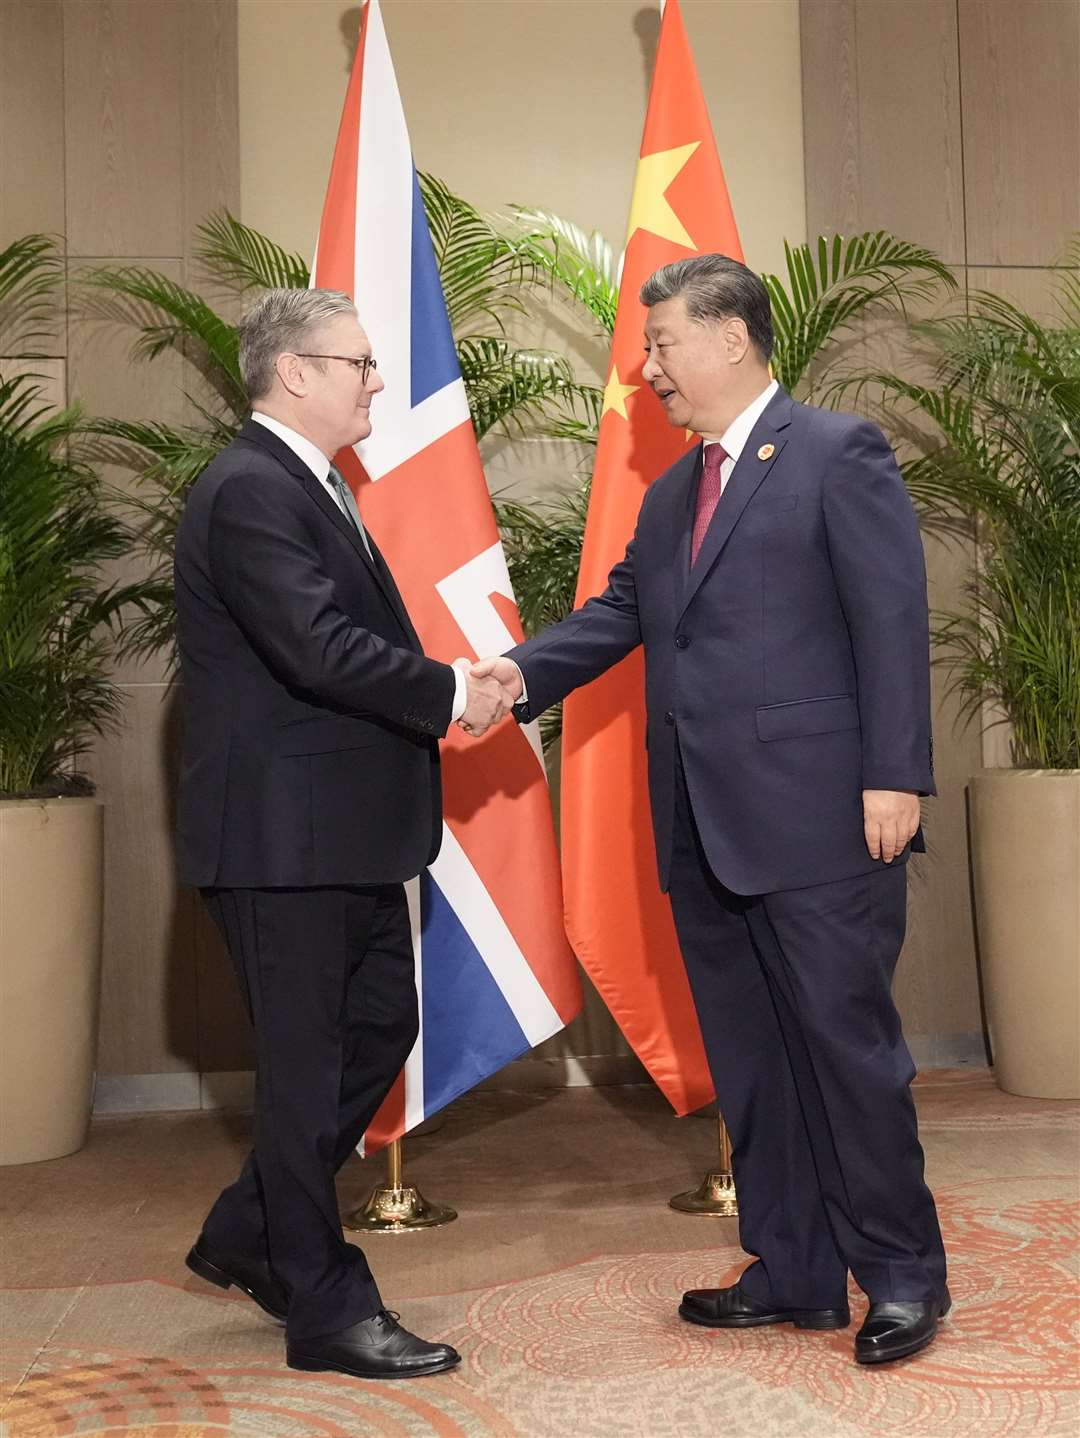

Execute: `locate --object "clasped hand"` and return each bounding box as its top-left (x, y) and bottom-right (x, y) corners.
top-left (454, 656), bottom-right (524, 738)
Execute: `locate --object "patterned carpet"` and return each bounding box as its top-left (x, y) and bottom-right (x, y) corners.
top-left (2, 1073), bottom-right (1077, 1437)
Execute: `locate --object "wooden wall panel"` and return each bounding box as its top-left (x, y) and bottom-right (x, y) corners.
top-left (0, 0), bottom-right (67, 357)
top-left (893, 530), bottom-right (984, 1043)
top-left (0, 358), bottom-right (66, 412)
top-left (0, 0), bottom-right (66, 246)
top-left (67, 257), bottom-right (188, 439)
top-left (801, 0), bottom-right (860, 240)
top-left (967, 264), bottom-right (1071, 320)
top-left (854, 0), bottom-right (964, 262)
top-left (63, 0), bottom-right (185, 259)
top-left (193, 900), bottom-right (254, 1073)
top-left (92, 684), bottom-right (197, 1075)
top-left (960, 0), bottom-right (1080, 266)
top-left (802, 0), bottom-right (964, 258)
top-left (1, 0), bottom-right (243, 1090)
top-left (182, 0), bottom-right (240, 257)
top-left (802, 0), bottom-right (1080, 1055)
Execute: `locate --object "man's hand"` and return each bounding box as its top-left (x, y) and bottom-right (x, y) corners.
top-left (470, 655), bottom-right (524, 704)
top-left (454, 659), bottom-right (514, 738)
top-left (863, 789), bottom-right (920, 863)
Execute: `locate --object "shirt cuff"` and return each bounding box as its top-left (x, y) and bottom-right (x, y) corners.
top-left (450, 665), bottom-right (467, 723)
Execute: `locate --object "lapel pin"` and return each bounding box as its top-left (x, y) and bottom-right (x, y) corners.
top-left (757, 443), bottom-right (775, 461)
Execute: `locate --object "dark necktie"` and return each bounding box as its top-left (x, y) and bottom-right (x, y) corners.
top-left (690, 443), bottom-right (728, 567)
top-left (327, 464), bottom-right (374, 561)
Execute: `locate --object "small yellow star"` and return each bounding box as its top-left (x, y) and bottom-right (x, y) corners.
top-left (626, 142), bottom-right (700, 249)
top-left (601, 365), bottom-right (639, 421)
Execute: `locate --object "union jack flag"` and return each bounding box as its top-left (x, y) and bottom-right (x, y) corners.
top-left (311, 0), bottom-right (580, 1150)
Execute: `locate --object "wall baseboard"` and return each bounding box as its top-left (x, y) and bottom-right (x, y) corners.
top-left (92, 1070), bottom-right (255, 1115)
top-left (91, 1039), bottom-right (988, 1116)
top-left (907, 1033), bottom-right (990, 1068)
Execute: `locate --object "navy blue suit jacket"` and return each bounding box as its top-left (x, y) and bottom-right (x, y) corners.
top-left (174, 419), bottom-right (455, 888)
top-left (509, 388), bottom-right (934, 895)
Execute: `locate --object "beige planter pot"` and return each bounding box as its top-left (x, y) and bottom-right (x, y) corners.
top-left (0, 797), bottom-right (104, 1163)
top-left (969, 770), bottom-right (1080, 1099)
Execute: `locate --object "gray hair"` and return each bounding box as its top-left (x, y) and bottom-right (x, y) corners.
top-left (640, 254), bottom-right (774, 362)
top-left (237, 288), bottom-right (358, 400)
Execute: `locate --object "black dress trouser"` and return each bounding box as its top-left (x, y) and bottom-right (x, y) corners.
top-left (200, 883), bottom-right (418, 1340)
top-left (667, 752), bottom-right (947, 1308)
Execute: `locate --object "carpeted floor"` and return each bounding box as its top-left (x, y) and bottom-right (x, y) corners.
top-left (1, 1071), bottom-right (1077, 1437)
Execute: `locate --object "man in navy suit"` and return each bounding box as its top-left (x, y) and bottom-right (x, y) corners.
top-left (472, 255), bottom-right (949, 1365)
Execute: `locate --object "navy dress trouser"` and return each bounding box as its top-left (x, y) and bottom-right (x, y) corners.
top-left (199, 883), bottom-right (418, 1341)
top-left (667, 755), bottom-right (947, 1308)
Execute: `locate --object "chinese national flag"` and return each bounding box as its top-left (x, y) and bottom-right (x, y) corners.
top-left (560, 0), bottom-right (743, 1114)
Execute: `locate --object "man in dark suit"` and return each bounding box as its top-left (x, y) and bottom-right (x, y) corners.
top-left (472, 255), bottom-right (949, 1365)
top-left (175, 288), bottom-right (509, 1380)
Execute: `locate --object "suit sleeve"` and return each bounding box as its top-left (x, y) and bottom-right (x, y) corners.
top-left (207, 469), bottom-right (455, 736)
top-left (506, 508), bottom-right (646, 722)
top-left (822, 418), bottom-right (936, 795)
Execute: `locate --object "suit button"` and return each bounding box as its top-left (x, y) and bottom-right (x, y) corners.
top-left (675, 634), bottom-right (689, 649)
top-left (664, 710), bottom-right (675, 725)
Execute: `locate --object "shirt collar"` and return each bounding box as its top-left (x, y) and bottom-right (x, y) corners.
top-left (250, 411), bottom-right (331, 483)
top-left (704, 378), bottom-right (779, 463)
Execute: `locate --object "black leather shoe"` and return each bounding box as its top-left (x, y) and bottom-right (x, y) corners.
top-left (854, 1288), bottom-right (952, 1365)
top-left (679, 1282), bottom-right (850, 1330)
top-left (287, 1310), bottom-right (461, 1380)
top-left (185, 1236), bottom-right (288, 1323)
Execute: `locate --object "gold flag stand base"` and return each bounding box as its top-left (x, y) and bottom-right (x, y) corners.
top-left (669, 1169), bottom-right (738, 1216)
top-left (344, 1138), bottom-right (457, 1233)
top-left (670, 1115), bottom-right (739, 1217)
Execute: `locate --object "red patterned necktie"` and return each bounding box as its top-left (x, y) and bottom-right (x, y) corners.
top-left (690, 443), bottom-right (728, 567)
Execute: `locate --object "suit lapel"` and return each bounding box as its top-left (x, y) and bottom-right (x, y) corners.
top-left (668, 445), bottom-right (702, 617)
top-left (678, 389), bottom-right (795, 621)
top-left (238, 419), bottom-right (419, 644)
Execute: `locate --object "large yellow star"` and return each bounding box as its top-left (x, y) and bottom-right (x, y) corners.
top-left (601, 365), bottom-right (638, 421)
top-left (626, 142), bottom-right (700, 249)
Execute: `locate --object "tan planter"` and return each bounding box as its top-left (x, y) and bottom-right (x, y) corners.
top-left (0, 797), bottom-right (104, 1163)
top-left (969, 770), bottom-right (1080, 1099)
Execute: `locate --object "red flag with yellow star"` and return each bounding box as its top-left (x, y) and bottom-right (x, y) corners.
top-left (560, 0), bottom-right (743, 1114)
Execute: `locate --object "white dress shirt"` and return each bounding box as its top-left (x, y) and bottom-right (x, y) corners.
top-left (702, 378), bottom-right (779, 493)
top-left (249, 411), bottom-right (466, 721)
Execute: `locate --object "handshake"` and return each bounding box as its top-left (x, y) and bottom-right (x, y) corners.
top-left (453, 656), bottom-right (524, 738)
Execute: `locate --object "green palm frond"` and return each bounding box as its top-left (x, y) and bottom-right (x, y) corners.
top-left (84, 415), bottom-right (235, 498)
top-left (195, 211), bottom-right (310, 291)
top-left (494, 480), bottom-right (593, 749)
top-left (419, 172), bottom-right (527, 334)
top-left (855, 252), bottom-right (1080, 768)
top-left (79, 416), bottom-right (236, 664)
top-left (0, 234), bottom-right (63, 355)
top-left (0, 368), bottom-right (150, 794)
top-left (458, 336), bottom-right (601, 442)
top-left (764, 232), bottom-right (957, 397)
top-left (504, 207), bottom-right (619, 335)
top-left (81, 265), bottom-right (245, 412)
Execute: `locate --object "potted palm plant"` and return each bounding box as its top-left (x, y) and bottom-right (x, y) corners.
top-left (0, 236), bottom-right (146, 1163)
top-left (858, 249), bottom-right (1080, 1098)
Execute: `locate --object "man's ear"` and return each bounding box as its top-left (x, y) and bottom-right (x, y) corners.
top-left (276, 352), bottom-right (307, 398)
top-left (722, 317), bottom-right (751, 364)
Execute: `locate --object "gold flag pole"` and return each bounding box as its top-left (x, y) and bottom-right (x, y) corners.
top-left (344, 1137), bottom-right (457, 1232)
top-left (669, 1114), bottom-right (739, 1216)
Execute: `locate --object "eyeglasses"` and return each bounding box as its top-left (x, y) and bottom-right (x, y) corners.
top-left (296, 354), bottom-right (378, 383)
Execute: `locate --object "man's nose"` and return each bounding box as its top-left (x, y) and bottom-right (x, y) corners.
top-left (368, 370), bottom-right (385, 394)
top-left (642, 354), bottom-right (661, 382)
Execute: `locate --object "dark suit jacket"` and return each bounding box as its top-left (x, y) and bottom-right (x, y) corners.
top-left (510, 388), bottom-right (935, 896)
top-left (174, 418), bottom-right (455, 888)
